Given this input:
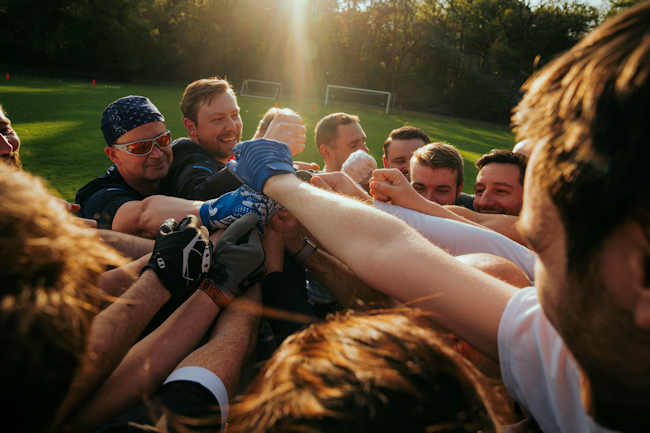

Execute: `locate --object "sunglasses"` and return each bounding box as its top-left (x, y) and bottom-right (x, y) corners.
top-left (112, 130), bottom-right (172, 156)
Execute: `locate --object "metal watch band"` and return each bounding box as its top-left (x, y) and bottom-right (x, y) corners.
top-left (293, 238), bottom-right (317, 264)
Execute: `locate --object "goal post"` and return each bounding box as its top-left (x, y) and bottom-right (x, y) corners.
top-left (324, 85), bottom-right (392, 114)
top-left (240, 80), bottom-right (283, 100)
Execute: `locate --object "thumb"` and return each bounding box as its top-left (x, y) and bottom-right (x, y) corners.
top-left (369, 181), bottom-right (393, 202)
top-left (311, 175), bottom-right (334, 192)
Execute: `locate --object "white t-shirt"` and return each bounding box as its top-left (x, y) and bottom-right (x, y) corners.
top-left (498, 287), bottom-right (618, 433)
top-left (373, 201), bottom-right (537, 282)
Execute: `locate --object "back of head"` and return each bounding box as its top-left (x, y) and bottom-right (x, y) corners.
top-left (411, 142), bottom-right (465, 189)
top-left (315, 112), bottom-right (360, 148)
top-left (513, 3), bottom-right (650, 429)
top-left (474, 149), bottom-right (528, 186)
top-left (181, 77), bottom-right (234, 124)
top-left (383, 126), bottom-right (430, 156)
top-left (254, 107), bottom-right (298, 139)
top-left (229, 313), bottom-right (497, 433)
top-left (0, 165), bottom-right (124, 432)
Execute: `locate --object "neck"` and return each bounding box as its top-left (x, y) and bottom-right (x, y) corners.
top-left (123, 175), bottom-right (159, 196)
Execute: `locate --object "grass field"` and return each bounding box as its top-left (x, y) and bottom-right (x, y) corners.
top-left (0, 76), bottom-right (516, 201)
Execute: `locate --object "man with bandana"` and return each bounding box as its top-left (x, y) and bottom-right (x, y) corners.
top-left (76, 96), bottom-right (280, 238)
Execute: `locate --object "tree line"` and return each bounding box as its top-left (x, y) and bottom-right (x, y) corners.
top-left (1, 0), bottom-right (642, 122)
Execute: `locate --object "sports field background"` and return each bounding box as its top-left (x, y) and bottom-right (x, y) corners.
top-left (0, 76), bottom-right (516, 201)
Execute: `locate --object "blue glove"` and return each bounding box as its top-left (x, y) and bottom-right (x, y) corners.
top-left (200, 184), bottom-right (280, 234)
top-left (228, 138), bottom-right (296, 192)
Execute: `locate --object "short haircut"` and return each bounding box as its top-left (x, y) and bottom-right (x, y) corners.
top-left (253, 107), bottom-right (298, 139)
top-left (181, 77), bottom-right (235, 125)
top-left (383, 126), bottom-right (430, 156)
top-left (0, 165), bottom-right (124, 433)
top-left (0, 103), bottom-right (6, 117)
top-left (228, 313), bottom-right (498, 432)
top-left (474, 149), bottom-right (529, 185)
top-left (315, 112), bottom-right (359, 149)
top-left (411, 142), bottom-right (465, 189)
top-left (513, 4), bottom-right (650, 428)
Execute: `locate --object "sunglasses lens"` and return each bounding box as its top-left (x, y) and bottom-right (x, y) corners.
top-left (127, 140), bottom-right (155, 155)
top-left (157, 132), bottom-right (172, 149)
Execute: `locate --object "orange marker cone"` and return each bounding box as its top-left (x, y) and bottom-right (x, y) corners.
top-left (92, 79), bottom-right (96, 85)
top-left (274, 103), bottom-right (278, 108)
top-left (313, 104), bottom-right (316, 110)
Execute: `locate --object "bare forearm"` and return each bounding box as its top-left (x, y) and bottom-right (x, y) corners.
top-left (176, 286), bottom-right (262, 398)
top-left (98, 229), bottom-right (155, 259)
top-left (446, 206), bottom-right (525, 245)
top-left (264, 175), bottom-right (516, 360)
top-left (97, 254), bottom-right (151, 303)
top-left (58, 271), bottom-right (171, 421)
top-left (112, 196), bottom-right (203, 238)
top-left (65, 290), bottom-right (220, 431)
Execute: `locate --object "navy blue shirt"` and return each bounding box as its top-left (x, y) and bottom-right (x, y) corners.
top-left (75, 165), bottom-right (149, 229)
top-left (158, 138), bottom-right (242, 201)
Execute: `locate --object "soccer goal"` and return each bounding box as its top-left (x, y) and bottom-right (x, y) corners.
top-left (240, 80), bottom-right (283, 100)
top-left (324, 85), bottom-right (393, 114)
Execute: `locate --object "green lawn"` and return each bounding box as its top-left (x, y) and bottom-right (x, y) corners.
top-left (0, 76), bottom-right (515, 201)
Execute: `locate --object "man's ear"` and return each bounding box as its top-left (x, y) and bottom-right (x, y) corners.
top-left (105, 147), bottom-right (121, 166)
top-left (457, 182), bottom-right (464, 199)
top-left (382, 155), bottom-right (388, 168)
top-left (318, 144), bottom-right (331, 160)
top-left (184, 118), bottom-right (198, 139)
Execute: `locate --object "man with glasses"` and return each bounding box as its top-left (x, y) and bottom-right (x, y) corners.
top-left (76, 96), bottom-right (176, 230)
top-left (76, 96), bottom-right (281, 239)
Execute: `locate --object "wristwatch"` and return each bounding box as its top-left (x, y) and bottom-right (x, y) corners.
top-left (293, 237), bottom-right (317, 264)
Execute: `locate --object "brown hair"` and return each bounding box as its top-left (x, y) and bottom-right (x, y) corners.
top-left (512, 3), bottom-right (650, 430)
top-left (181, 77), bottom-right (235, 124)
top-left (315, 112), bottom-right (360, 149)
top-left (474, 149), bottom-right (528, 185)
top-left (0, 166), bottom-right (124, 432)
top-left (253, 107), bottom-right (298, 139)
top-left (228, 313), bottom-right (498, 433)
top-left (411, 142), bottom-right (465, 189)
top-left (383, 126), bottom-right (430, 156)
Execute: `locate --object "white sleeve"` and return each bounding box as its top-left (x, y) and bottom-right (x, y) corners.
top-left (498, 288), bottom-right (615, 433)
top-left (373, 200), bottom-right (536, 282)
top-left (164, 366), bottom-right (230, 431)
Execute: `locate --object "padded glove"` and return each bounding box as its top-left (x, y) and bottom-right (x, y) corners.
top-left (199, 212), bottom-right (267, 308)
top-left (228, 138), bottom-right (296, 192)
top-left (199, 184), bottom-right (280, 234)
top-left (142, 215), bottom-right (212, 294)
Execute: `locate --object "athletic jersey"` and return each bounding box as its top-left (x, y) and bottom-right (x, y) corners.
top-left (158, 138), bottom-right (242, 201)
top-left (75, 165), bottom-right (149, 229)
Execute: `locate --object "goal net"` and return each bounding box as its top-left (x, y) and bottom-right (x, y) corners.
top-left (324, 85), bottom-right (392, 114)
top-left (240, 80), bottom-right (282, 100)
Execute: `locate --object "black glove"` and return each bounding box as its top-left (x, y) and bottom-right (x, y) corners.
top-left (199, 212), bottom-right (266, 308)
top-left (142, 215), bottom-right (212, 294)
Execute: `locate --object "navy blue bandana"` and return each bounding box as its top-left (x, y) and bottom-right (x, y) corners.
top-left (100, 95), bottom-right (165, 145)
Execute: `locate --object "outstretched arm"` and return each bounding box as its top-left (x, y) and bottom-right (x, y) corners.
top-left (264, 174), bottom-right (517, 361)
top-left (112, 196), bottom-right (203, 238)
top-left (370, 168), bottom-right (525, 245)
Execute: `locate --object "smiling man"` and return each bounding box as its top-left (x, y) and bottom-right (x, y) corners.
top-left (159, 77), bottom-right (306, 201)
top-left (0, 104), bottom-right (22, 169)
top-left (473, 149), bottom-right (528, 216)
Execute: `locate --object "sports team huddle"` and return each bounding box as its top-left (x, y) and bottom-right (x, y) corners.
top-left (2, 4), bottom-right (649, 433)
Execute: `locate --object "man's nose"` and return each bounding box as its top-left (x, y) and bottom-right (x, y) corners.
top-left (478, 190), bottom-right (495, 206)
top-left (149, 144), bottom-right (164, 158)
top-left (0, 134), bottom-right (13, 155)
